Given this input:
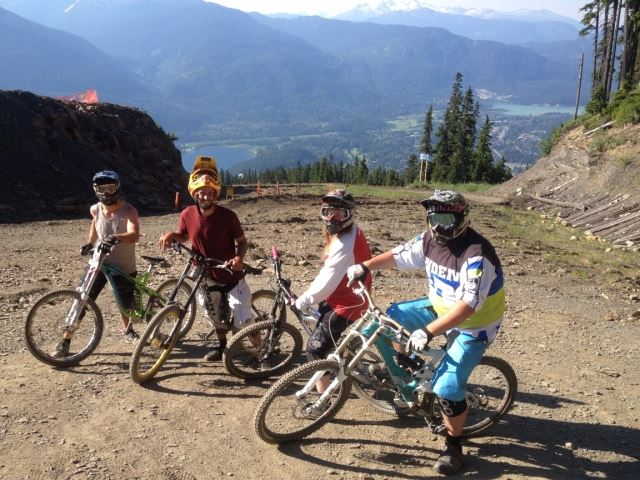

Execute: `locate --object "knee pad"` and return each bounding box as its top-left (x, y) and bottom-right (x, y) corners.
top-left (437, 397), bottom-right (467, 417)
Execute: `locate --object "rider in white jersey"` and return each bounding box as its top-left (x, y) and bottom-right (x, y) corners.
top-left (348, 190), bottom-right (505, 476)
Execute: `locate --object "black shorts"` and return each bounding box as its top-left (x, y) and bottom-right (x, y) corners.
top-left (306, 303), bottom-right (350, 360)
top-left (85, 269), bottom-right (137, 311)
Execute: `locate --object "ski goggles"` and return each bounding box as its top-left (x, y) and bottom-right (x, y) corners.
top-left (321, 206), bottom-right (350, 221)
top-left (427, 212), bottom-right (458, 229)
top-left (94, 183), bottom-right (119, 195)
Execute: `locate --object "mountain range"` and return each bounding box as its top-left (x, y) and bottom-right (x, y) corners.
top-left (0, 0), bottom-right (590, 171)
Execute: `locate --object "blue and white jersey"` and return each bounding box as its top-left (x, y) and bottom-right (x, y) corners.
top-left (392, 228), bottom-right (505, 338)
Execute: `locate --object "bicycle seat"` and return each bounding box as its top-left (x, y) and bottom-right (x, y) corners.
top-left (141, 255), bottom-right (165, 265)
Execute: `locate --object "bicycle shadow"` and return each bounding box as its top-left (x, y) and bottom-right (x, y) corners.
top-left (273, 400), bottom-right (640, 479)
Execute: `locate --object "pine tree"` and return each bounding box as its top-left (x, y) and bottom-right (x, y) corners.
top-left (471, 116), bottom-right (495, 183)
top-left (404, 154), bottom-right (419, 185)
top-left (432, 72), bottom-right (464, 182)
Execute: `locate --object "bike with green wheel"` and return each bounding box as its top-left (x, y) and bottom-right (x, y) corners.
top-left (24, 240), bottom-right (193, 367)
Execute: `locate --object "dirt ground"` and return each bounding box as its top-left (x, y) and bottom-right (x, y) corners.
top-left (1, 192), bottom-right (639, 480)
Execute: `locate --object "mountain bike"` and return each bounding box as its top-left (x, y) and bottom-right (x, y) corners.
top-left (253, 282), bottom-right (517, 444)
top-left (224, 246), bottom-right (390, 403)
top-left (24, 240), bottom-right (193, 368)
top-left (222, 246), bottom-right (318, 380)
top-left (129, 242), bottom-right (262, 384)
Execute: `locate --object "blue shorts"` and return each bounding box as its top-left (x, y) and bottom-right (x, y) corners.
top-left (385, 298), bottom-right (487, 402)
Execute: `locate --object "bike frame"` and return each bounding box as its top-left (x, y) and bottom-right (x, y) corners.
top-left (266, 246), bottom-right (320, 335)
top-left (65, 242), bottom-right (163, 333)
top-left (297, 282), bottom-right (445, 413)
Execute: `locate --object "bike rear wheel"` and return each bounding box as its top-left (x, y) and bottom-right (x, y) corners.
top-left (24, 290), bottom-right (103, 367)
top-left (155, 279), bottom-right (196, 339)
top-left (129, 304), bottom-right (181, 384)
top-left (224, 320), bottom-right (303, 380)
top-left (426, 355), bottom-right (517, 436)
top-left (253, 359), bottom-right (352, 444)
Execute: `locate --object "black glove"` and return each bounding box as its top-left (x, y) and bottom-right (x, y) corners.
top-left (99, 235), bottom-right (120, 252)
top-left (80, 243), bottom-right (93, 256)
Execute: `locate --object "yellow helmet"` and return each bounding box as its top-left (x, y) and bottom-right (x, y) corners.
top-left (188, 156), bottom-right (222, 198)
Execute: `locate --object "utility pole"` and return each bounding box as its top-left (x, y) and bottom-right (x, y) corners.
top-left (574, 52), bottom-right (584, 120)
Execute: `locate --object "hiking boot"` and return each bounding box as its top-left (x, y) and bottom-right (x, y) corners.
top-left (433, 445), bottom-right (464, 476)
top-left (123, 329), bottom-right (140, 343)
top-left (51, 339), bottom-right (70, 359)
top-left (368, 362), bottom-right (389, 382)
top-left (203, 347), bottom-right (223, 361)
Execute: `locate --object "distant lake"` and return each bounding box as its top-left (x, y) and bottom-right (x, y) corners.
top-left (179, 145), bottom-right (254, 172)
top-left (485, 102), bottom-right (582, 116)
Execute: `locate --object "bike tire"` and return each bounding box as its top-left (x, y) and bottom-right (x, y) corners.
top-left (250, 289), bottom-right (286, 323)
top-left (253, 359), bottom-right (352, 444)
top-left (129, 304), bottom-right (181, 384)
top-left (346, 344), bottom-right (412, 417)
top-left (224, 320), bottom-right (303, 380)
top-left (427, 355), bottom-right (517, 437)
top-left (24, 290), bottom-right (103, 367)
top-left (155, 279), bottom-right (196, 339)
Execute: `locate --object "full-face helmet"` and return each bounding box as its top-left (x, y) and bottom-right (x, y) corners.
top-left (420, 190), bottom-right (470, 245)
top-left (93, 170), bottom-right (121, 205)
top-left (188, 156), bottom-right (222, 199)
top-left (320, 189), bottom-right (356, 235)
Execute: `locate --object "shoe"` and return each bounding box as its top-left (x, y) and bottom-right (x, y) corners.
top-left (203, 347), bottom-right (224, 361)
top-left (368, 362), bottom-right (389, 381)
top-left (51, 339), bottom-right (70, 359)
top-left (123, 329), bottom-right (140, 343)
top-left (433, 445), bottom-right (464, 476)
top-left (259, 357), bottom-right (273, 371)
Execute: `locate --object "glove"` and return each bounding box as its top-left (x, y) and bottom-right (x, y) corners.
top-left (99, 235), bottom-right (119, 252)
top-left (294, 296), bottom-right (312, 314)
top-left (80, 243), bottom-right (93, 256)
top-left (346, 263), bottom-right (369, 286)
top-left (408, 328), bottom-right (434, 352)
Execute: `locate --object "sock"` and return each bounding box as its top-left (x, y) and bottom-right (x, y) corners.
top-left (445, 433), bottom-right (462, 452)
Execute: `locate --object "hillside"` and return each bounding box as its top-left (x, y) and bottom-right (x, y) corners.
top-left (491, 122), bottom-right (640, 246)
top-left (0, 90), bottom-right (188, 221)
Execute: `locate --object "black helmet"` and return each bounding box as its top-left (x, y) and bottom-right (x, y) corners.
top-left (93, 170), bottom-right (121, 205)
top-left (420, 190), bottom-right (470, 245)
top-left (320, 189), bottom-right (355, 235)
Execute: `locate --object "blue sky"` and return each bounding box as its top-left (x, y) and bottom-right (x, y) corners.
top-left (207, 1), bottom-right (586, 20)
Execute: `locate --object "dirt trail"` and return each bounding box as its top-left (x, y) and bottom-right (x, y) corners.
top-left (1, 194), bottom-right (639, 479)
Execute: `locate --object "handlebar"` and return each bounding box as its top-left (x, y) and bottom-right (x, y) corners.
top-left (170, 241), bottom-right (262, 275)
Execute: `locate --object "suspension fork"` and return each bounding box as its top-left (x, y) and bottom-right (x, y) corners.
top-left (65, 252), bottom-right (104, 332)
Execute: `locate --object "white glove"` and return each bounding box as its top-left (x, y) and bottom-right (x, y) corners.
top-left (295, 296), bottom-right (313, 314)
top-left (346, 263), bottom-right (368, 286)
top-left (408, 328), bottom-right (434, 352)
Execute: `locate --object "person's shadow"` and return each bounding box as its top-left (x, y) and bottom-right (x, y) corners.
top-left (273, 390), bottom-right (640, 479)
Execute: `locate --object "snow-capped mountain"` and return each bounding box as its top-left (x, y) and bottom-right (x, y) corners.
top-left (334, 1), bottom-right (579, 26)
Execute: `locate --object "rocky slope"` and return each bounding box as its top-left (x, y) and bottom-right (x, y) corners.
top-left (0, 90), bottom-right (188, 221)
top-left (491, 123), bottom-right (640, 246)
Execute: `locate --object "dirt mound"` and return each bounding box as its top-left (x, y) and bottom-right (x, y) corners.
top-left (491, 122), bottom-right (640, 246)
top-left (0, 90), bottom-right (188, 221)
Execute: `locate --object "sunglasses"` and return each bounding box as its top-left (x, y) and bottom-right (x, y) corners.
top-left (321, 206), bottom-right (350, 221)
top-left (94, 183), bottom-right (118, 195)
top-left (428, 212), bottom-right (458, 229)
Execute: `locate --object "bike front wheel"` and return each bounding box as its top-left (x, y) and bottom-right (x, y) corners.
top-left (155, 279), bottom-right (196, 339)
top-left (24, 290), bottom-right (103, 367)
top-left (224, 320), bottom-right (303, 380)
top-left (129, 304), bottom-right (181, 384)
top-left (253, 359), bottom-right (352, 444)
top-left (250, 289), bottom-right (286, 323)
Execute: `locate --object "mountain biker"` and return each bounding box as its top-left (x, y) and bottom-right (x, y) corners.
top-left (347, 190), bottom-right (505, 476)
top-left (53, 170), bottom-right (141, 358)
top-left (294, 189), bottom-right (372, 391)
top-left (159, 156), bottom-right (253, 361)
